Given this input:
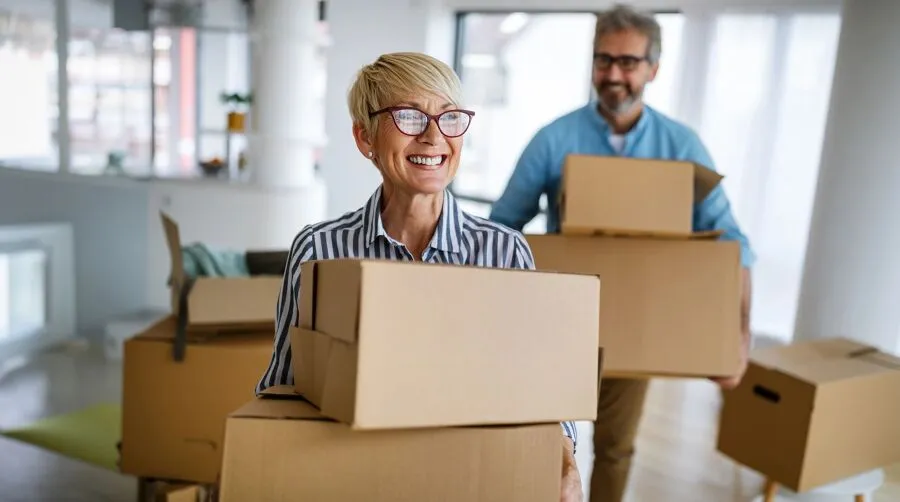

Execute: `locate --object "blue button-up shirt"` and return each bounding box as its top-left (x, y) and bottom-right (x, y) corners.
top-left (489, 103), bottom-right (755, 268)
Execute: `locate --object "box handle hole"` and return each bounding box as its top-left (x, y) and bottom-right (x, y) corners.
top-left (753, 385), bottom-right (781, 404)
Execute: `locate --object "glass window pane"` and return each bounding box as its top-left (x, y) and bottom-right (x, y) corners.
top-left (68, 2), bottom-right (153, 177)
top-left (698, 14), bottom-right (778, 215)
top-left (453, 13), bottom-right (597, 202)
top-left (0, 248), bottom-right (48, 342)
top-left (642, 13), bottom-right (684, 116)
top-left (0, 4), bottom-right (59, 171)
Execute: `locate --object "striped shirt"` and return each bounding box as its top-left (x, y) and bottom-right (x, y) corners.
top-left (256, 185), bottom-right (577, 448)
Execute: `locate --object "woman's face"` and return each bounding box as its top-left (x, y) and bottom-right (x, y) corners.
top-left (355, 92), bottom-right (472, 196)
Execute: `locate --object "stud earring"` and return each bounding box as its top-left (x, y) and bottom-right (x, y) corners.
top-left (366, 151), bottom-right (374, 159)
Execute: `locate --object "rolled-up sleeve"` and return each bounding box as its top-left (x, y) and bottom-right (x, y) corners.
top-left (682, 135), bottom-right (756, 268)
top-left (511, 232), bottom-right (580, 451)
top-left (490, 128), bottom-right (552, 232)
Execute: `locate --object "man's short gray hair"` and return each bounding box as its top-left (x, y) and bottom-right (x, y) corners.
top-left (595, 4), bottom-right (662, 65)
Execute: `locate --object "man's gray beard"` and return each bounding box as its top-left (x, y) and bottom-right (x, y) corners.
top-left (599, 93), bottom-right (640, 115)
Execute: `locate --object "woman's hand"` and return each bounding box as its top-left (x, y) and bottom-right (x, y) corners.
top-left (561, 437), bottom-right (584, 502)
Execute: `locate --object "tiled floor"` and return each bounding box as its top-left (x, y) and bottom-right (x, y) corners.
top-left (0, 341), bottom-right (897, 501)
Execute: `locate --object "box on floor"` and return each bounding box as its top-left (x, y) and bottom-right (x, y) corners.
top-left (291, 258), bottom-right (603, 430)
top-left (120, 316), bottom-right (273, 484)
top-left (218, 387), bottom-right (564, 502)
top-left (717, 338), bottom-right (900, 492)
top-left (160, 212), bottom-right (285, 334)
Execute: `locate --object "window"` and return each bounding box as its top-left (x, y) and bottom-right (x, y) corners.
top-left (452, 9), bottom-right (842, 341)
top-left (0, 3), bottom-right (58, 170)
top-left (0, 248), bottom-right (48, 342)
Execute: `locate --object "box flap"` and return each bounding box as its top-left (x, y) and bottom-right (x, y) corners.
top-left (298, 260), bottom-right (363, 343)
top-left (750, 338), bottom-right (900, 384)
top-left (160, 212), bottom-right (186, 286)
top-left (693, 163), bottom-right (724, 202)
top-left (230, 389), bottom-right (328, 421)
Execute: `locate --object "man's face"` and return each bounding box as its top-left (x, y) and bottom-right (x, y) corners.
top-left (592, 29), bottom-right (659, 115)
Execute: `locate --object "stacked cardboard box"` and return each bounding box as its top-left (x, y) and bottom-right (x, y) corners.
top-left (119, 213), bottom-right (282, 485)
top-left (218, 259), bottom-right (604, 501)
top-left (717, 338), bottom-right (900, 492)
top-left (527, 154), bottom-right (743, 378)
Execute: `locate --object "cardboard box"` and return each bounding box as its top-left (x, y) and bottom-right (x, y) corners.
top-left (526, 234), bottom-right (741, 378)
top-left (219, 387), bottom-right (563, 502)
top-left (559, 154), bottom-right (723, 236)
top-left (120, 316), bottom-right (273, 483)
top-left (160, 212), bottom-right (282, 333)
top-left (717, 338), bottom-right (900, 492)
top-left (137, 478), bottom-right (214, 502)
top-left (292, 258), bottom-right (602, 430)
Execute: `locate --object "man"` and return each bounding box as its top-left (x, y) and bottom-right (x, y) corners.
top-left (489, 5), bottom-right (754, 502)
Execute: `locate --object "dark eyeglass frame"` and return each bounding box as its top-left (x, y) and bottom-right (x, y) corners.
top-left (369, 106), bottom-right (476, 138)
top-left (593, 52), bottom-right (650, 72)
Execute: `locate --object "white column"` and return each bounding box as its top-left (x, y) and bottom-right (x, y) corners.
top-left (247, 0), bottom-right (323, 188)
top-left (321, 0), bottom-right (454, 217)
top-left (794, 0), bottom-right (900, 354)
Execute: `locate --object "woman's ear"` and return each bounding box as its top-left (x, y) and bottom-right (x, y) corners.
top-left (352, 122), bottom-right (374, 159)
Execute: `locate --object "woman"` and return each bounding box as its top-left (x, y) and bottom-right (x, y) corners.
top-left (255, 52), bottom-right (583, 502)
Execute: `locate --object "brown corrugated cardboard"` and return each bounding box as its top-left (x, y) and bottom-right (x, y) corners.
top-left (138, 478), bottom-right (213, 502)
top-left (717, 338), bottom-right (900, 492)
top-left (120, 316), bottom-right (272, 483)
top-left (560, 154), bottom-right (723, 237)
top-left (526, 234), bottom-right (741, 378)
top-left (160, 212), bottom-right (282, 332)
top-left (218, 387), bottom-right (563, 502)
top-left (292, 258), bottom-right (602, 430)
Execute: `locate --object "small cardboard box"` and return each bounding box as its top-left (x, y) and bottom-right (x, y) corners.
top-left (292, 258), bottom-right (602, 430)
top-left (560, 154), bottom-right (723, 237)
top-left (160, 212), bottom-right (282, 333)
top-left (218, 387), bottom-right (563, 502)
top-left (717, 338), bottom-right (900, 492)
top-left (526, 234), bottom-right (742, 378)
top-left (120, 316), bottom-right (273, 483)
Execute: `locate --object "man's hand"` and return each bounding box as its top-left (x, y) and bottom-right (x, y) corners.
top-left (561, 437), bottom-right (583, 502)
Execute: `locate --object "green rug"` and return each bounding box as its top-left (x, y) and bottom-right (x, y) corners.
top-left (0, 403), bottom-right (121, 471)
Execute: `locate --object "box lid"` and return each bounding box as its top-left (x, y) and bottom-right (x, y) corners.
top-left (750, 338), bottom-right (900, 384)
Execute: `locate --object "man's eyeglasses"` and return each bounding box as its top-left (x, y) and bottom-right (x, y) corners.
top-left (593, 52), bottom-right (649, 72)
top-left (369, 107), bottom-right (475, 138)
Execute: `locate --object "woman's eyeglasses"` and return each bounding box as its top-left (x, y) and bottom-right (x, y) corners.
top-left (369, 106), bottom-right (475, 138)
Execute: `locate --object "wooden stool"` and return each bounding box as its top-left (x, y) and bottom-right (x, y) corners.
top-left (758, 469), bottom-right (884, 502)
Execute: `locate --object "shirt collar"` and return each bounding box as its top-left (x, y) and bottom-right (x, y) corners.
top-left (585, 101), bottom-right (651, 138)
top-left (363, 185), bottom-right (464, 254)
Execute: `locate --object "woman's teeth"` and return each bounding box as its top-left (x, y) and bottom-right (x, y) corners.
top-left (408, 155), bottom-right (443, 167)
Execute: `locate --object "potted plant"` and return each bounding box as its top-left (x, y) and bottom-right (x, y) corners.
top-left (220, 92), bottom-right (253, 133)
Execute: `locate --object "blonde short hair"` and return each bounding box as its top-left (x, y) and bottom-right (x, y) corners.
top-left (348, 52), bottom-right (463, 138)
